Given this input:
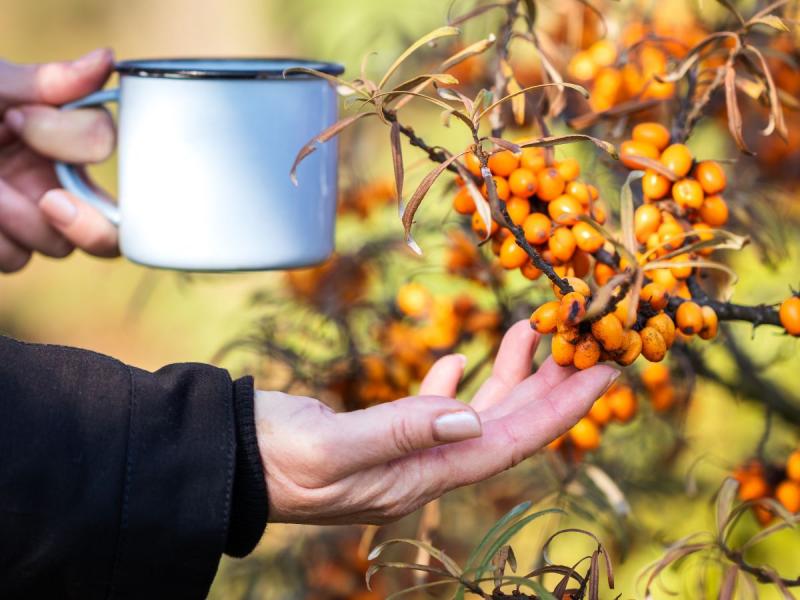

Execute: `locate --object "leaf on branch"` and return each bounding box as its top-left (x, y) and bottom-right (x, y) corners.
top-left (488, 137), bottom-right (522, 154)
top-left (583, 272), bottom-right (634, 321)
top-left (626, 270), bottom-right (645, 328)
top-left (402, 150), bottom-right (470, 252)
top-left (646, 228), bottom-right (749, 262)
top-left (390, 121), bottom-right (404, 217)
top-left (747, 14), bottom-right (789, 31)
top-left (283, 67), bottom-right (369, 97)
top-left (620, 170), bottom-right (643, 257)
top-left (439, 35), bottom-right (496, 72)
top-left (719, 565), bottom-right (739, 600)
top-left (367, 538), bottom-right (463, 577)
top-left (500, 59), bottom-right (526, 125)
top-left (644, 258), bottom-right (739, 299)
top-left (448, 2), bottom-right (507, 26)
top-left (290, 112), bottom-right (376, 184)
top-left (517, 134), bottom-right (618, 159)
top-left (715, 0), bottom-right (746, 26)
top-left (476, 82), bottom-right (590, 122)
top-left (724, 65), bottom-right (755, 155)
top-left (744, 44), bottom-right (788, 141)
top-left (575, 215), bottom-right (636, 266)
top-left (378, 26), bottom-right (460, 90)
top-left (716, 477), bottom-right (739, 535)
top-left (366, 561), bottom-right (451, 590)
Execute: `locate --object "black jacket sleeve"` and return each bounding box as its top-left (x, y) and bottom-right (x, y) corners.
top-left (0, 335), bottom-right (268, 599)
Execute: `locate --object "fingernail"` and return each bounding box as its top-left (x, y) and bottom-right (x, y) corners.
top-left (74, 48), bottom-right (108, 70)
top-left (454, 353), bottom-right (467, 368)
top-left (4, 109), bottom-right (24, 132)
top-left (601, 369), bottom-right (621, 395)
top-left (433, 410), bottom-right (481, 442)
top-left (40, 191), bottom-right (78, 226)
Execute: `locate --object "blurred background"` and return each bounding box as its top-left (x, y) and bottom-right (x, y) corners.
top-left (2, 0), bottom-right (799, 598)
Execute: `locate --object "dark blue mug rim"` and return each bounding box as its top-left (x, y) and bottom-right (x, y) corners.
top-left (115, 58), bottom-right (345, 80)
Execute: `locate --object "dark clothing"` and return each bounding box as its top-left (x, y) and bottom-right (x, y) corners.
top-left (0, 335), bottom-right (268, 598)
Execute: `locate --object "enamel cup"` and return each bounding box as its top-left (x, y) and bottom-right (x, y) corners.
top-left (56, 59), bottom-right (343, 271)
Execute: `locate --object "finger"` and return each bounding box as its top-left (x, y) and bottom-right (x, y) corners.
top-left (0, 49), bottom-right (113, 106)
top-left (0, 179), bottom-right (73, 257)
top-left (470, 320), bottom-right (539, 412)
top-left (327, 394), bottom-right (481, 477)
top-left (419, 353), bottom-right (466, 397)
top-left (4, 105), bottom-right (115, 163)
top-left (480, 356), bottom-right (577, 421)
top-left (39, 189), bottom-right (119, 257)
top-left (0, 230), bottom-right (31, 273)
top-left (419, 365), bottom-right (619, 492)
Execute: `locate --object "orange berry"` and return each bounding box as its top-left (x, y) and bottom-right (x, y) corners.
top-left (499, 235), bottom-right (529, 269)
top-left (537, 168), bottom-right (566, 201)
top-left (530, 301), bottom-right (560, 334)
top-left (553, 276), bottom-right (591, 299)
top-left (641, 282), bottom-right (668, 310)
top-left (589, 39), bottom-right (618, 67)
top-left (632, 122), bottom-right (671, 151)
top-left (787, 450), bottom-right (800, 482)
top-left (567, 181), bottom-right (591, 205)
top-left (634, 204), bottom-right (663, 244)
top-left (699, 305), bottom-right (719, 340)
top-left (775, 480), bottom-right (800, 513)
top-left (640, 326), bottom-right (667, 362)
top-left (669, 253), bottom-right (693, 280)
top-left (672, 178), bottom-right (704, 210)
top-left (591, 313), bottom-right (625, 352)
top-left (642, 169), bottom-right (671, 200)
top-left (675, 301), bottom-right (704, 335)
top-left (658, 221), bottom-right (686, 251)
top-left (491, 228), bottom-right (510, 256)
top-left (615, 330), bottom-right (642, 366)
top-left (641, 363), bottom-right (670, 389)
top-left (520, 147), bottom-right (546, 172)
top-left (464, 152), bottom-right (482, 177)
top-left (549, 227), bottom-right (577, 263)
top-left (699, 195), bottom-right (729, 227)
top-left (651, 385), bottom-right (675, 411)
top-left (574, 334), bottom-right (601, 370)
top-left (572, 221), bottom-right (605, 253)
top-left (569, 417), bottom-right (601, 450)
top-left (588, 394), bottom-right (613, 425)
top-left (780, 296), bottom-right (800, 336)
top-left (558, 292), bottom-right (587, 326)
top-left (660, 144), bottom-right (694, 177)
top-left (508, 168), bottom-right (538, 198)
top-left (453, 187), bottom-right (476, 215)
top-left (397, 283), bottom-right (431, 317)
top-left (588, 184), bottom-right (600, 201)
top-left (646, 312), bottom-right (677, 348)
top-left (482, 175), bottom-right (510, 201)
top-left (471, 211), bottom-right (498, 238)
top-left (594, 262), bottom-right (616, 286)
top-left (556, 157), bottom-right (581, 182)
top-left (694, 160), bottom-right (727, 195)
top-left (607, 384), bottom-right (637, 422)
top-left (506, 196), bottom-right (531, 225)
top-left (572, 249), bottom-right (591, 278)
top-left (591, 201), bottom-right (607, 224)
top-left (620, 139), bottom-right (660, 169)
top-left (557, 320), bottom-right (580, 343)
top-left (738, 474), bottom-right (769, 501)
top-left (520, 260), bottom-right (543, 280)
top-left (522, 213), bottom-right (552, 245)
top-left (552, 333), bottom-right (576, 366)
top-left (567, 51), bottom-right (598, 81)
top-left (488, 150), bottom-right (519, 177)
top-left (548, 194), bottom-right (583, 226)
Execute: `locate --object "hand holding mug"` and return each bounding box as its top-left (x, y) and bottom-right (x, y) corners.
top-left (0, 49), bottom-right (119, 271)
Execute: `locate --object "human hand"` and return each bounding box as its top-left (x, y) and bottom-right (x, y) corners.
top-left (0, 49), bottom-right (119, 272)
top-left (254, 320), bottom-right (619, 525)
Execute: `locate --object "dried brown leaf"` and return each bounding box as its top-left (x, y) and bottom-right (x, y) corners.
top-left (390, 121), bottom-right (404, 217)
top-left (724, 65), bottom-right (755, 154)
top-left (378, 26), bottom-right (460, 90)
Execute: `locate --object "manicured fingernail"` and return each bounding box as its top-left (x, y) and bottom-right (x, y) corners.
top-left (4, 109), bottom-right (24, 132)
top-left (40, 191), bottom-right (78, 226)
top-left (74, 48), bottom-right (108, 70)
top-left (433, 410), bottom-right (481, 442)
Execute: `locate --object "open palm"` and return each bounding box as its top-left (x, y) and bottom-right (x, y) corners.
top-left (255, 320), bottom-right (618, 525)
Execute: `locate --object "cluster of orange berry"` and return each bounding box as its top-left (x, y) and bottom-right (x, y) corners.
top-left (548, 383), bottom-right (637, 456)
top-left (733, 450), bottom-right (800, 525)
top-left (338, 178), bottom-right (395, 218)
top-left (454, 147), bottom-right (606, 281)
top-left (779, 295), bottom-right (800, 337)
top-left (640, 363), bottom-right (677, 412)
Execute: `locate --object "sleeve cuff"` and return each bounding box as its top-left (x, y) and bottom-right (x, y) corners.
top-left (225, 376), bottom-right (269, 557)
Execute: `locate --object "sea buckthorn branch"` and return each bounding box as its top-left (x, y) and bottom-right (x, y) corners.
top-left (720, 542), bottom-right (800, 588)
top-left (382, 110), bottom-right (465, 178)
top-left (666, 295), bottom-right (781, 327)
top-left (488, 0), bottom-right (521, 137)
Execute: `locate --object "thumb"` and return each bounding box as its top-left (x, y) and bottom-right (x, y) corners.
top-left (39, 189), bottom-right (119, 257)
top-left (0, 48), bottom-right (114, 106)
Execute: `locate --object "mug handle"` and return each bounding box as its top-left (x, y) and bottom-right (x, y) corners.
top-left (54, 88), bottom-right (121, 226)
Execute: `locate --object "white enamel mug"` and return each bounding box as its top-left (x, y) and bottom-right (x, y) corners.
top-left (55, 58), bottom-right (343, 271)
